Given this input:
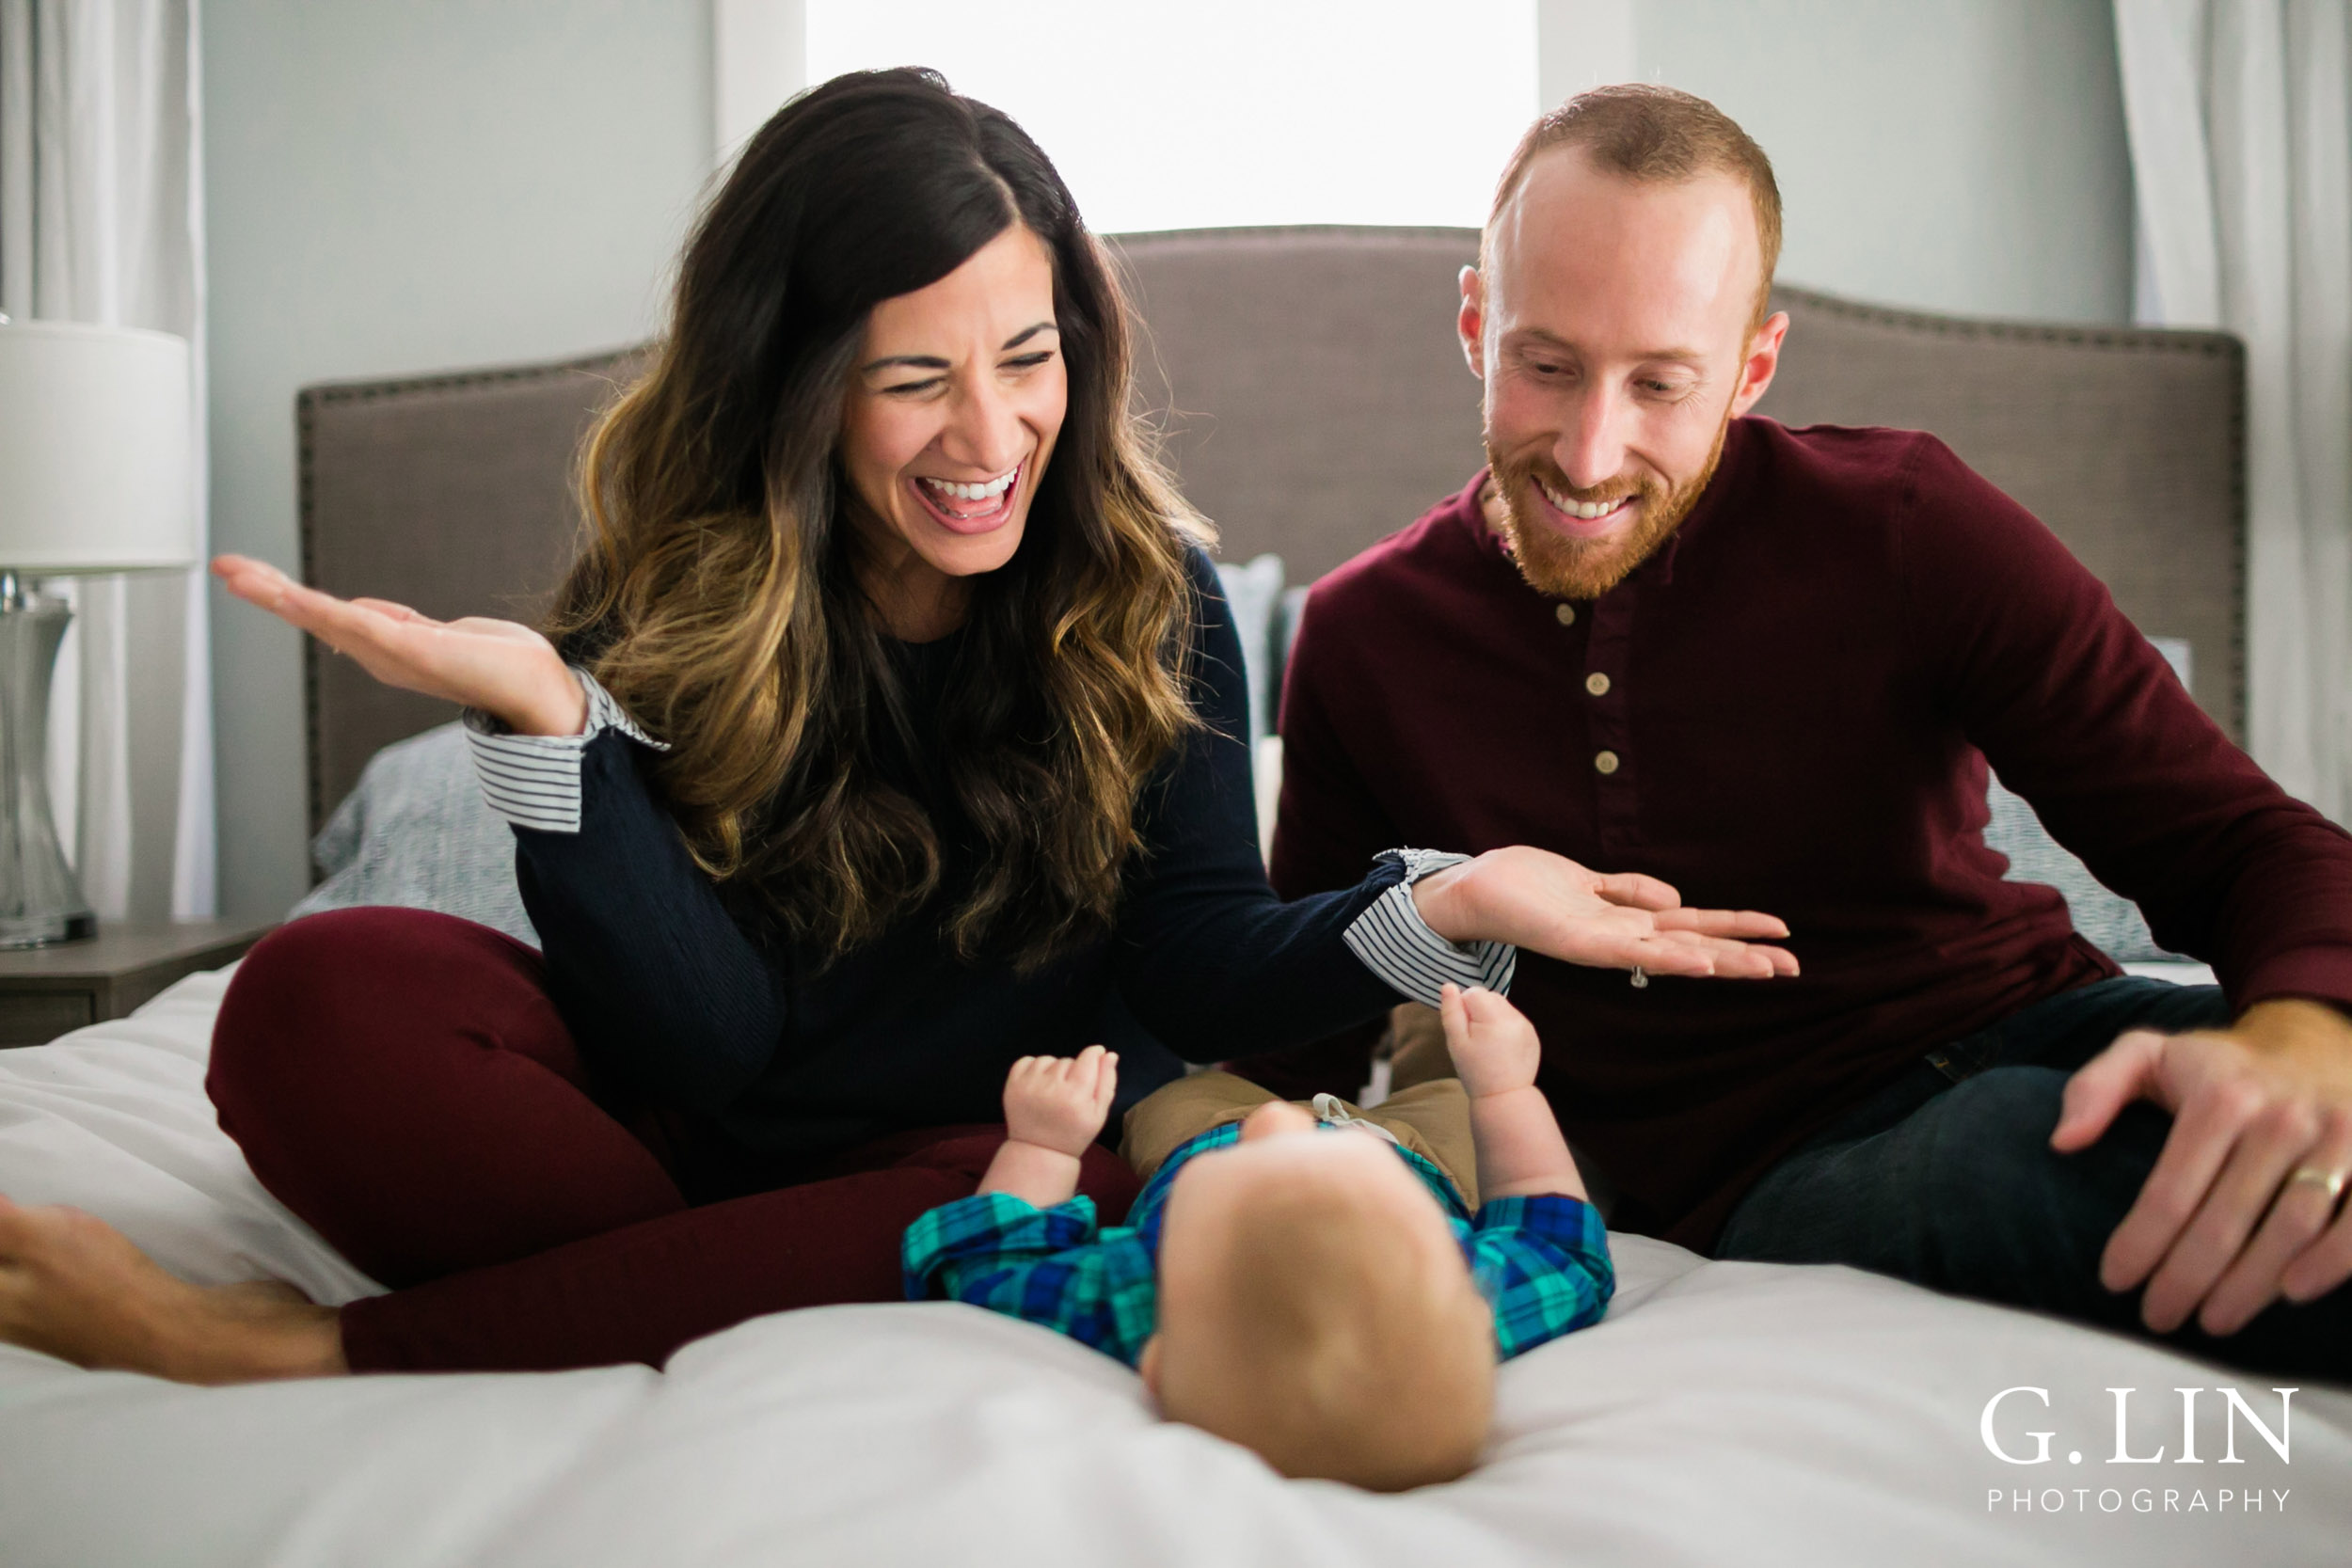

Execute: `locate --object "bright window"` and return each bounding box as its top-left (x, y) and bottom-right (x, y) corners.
top-left (803, 2), bottom-right (1539, 233)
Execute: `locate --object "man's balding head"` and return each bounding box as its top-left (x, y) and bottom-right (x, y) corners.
top-left (1486, 84), bottom-right (1782, 325)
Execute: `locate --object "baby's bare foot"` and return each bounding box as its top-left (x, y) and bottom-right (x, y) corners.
top-left (0, 1196), bottom-right (345, 1384)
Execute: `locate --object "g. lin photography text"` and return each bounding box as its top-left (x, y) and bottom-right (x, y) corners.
top-left (1981, 1385), bottom-right (2296, 1516)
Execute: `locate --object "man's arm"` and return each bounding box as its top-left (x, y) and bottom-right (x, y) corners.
top-left (1438, 983), bottom-right (1586, 1202)
top-left (1907, 436), bottom-right (2352, 1334)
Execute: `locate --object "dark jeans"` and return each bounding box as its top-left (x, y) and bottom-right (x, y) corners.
top-left (1717, 976), bottom-right (2352, 1376)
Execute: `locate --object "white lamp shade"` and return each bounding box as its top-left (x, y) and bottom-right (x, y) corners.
top-left (0, 322), bottom-right (197, 574)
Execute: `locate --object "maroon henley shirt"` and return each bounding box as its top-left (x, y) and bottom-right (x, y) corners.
top-left (1270, 416), bottom-right (2352, 1251)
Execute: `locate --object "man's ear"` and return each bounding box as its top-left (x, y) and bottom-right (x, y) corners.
top-left (1457, 265), bottom-right (1487, 381)
top-left (1729, 309), bottom-right (1789, 417)
top-left (1137, 1335), bottom-right (1163, 1400)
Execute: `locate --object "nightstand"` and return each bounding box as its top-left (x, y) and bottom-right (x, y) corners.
top-left (0, 919), bottom-right (277, 1046)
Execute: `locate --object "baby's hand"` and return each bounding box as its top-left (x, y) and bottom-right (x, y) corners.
top-left (1440, 983), bottom-right (1542, 1099)
top-left (1002, 1045), bottom-right (1120, 1157)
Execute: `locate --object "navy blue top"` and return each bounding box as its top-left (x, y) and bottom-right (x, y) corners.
top-left (514, 548), bottom-right (1407, 1166)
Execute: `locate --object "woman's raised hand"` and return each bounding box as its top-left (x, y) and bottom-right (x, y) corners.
top-left (1410, 845), bottom-right (1798, 980)
top-left (213, 555), bottom-right (587, 737)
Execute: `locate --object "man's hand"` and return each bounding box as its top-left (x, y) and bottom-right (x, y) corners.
top-left (2052, 998), bottom-right (2352, 1336)
top-left (980, 1047), bottom-right (1120, 1208)
top-left (1411, 846), bottom-right (1797, 980)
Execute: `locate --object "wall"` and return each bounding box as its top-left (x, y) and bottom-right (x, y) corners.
top-left (199, 0), bottom-right (2134, 914)
top-left (203, 0), bottom-right (713, 919)
top-left (1540, 0), bottom-right (2135, 325)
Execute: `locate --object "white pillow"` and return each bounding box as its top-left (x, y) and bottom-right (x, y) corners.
top-left (1212, 553), bottom-right (1284, 749)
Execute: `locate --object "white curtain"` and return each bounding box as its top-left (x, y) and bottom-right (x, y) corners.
top-left (0, 0), bottom-right (214, 920)
top-left (2116, 0), bottom-right (2352, 824)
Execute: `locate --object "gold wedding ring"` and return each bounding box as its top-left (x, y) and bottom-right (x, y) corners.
top-left (2288, 1165), bottom-right (2348, 1202)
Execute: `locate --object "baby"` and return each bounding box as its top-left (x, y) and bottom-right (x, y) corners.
top-left (901, 983), bottom-right (1612, 1491)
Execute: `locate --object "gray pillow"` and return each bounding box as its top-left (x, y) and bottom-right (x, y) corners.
top-left (1277, 582), bottom-right (1311, 719)
top-left (289, 722), bottom-right (538, 948)
top-left (1213, 553), bottom-right (1285, 749)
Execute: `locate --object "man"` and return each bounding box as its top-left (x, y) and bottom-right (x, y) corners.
top-left (1271, 85), bottom-right (2352, 1371)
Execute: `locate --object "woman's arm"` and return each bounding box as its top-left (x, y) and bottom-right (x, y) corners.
top-left (1114, 550), bottom-right (1793, 1062)
top-left (505, 721), bottom-right (788, 1114)
top-left (1109, 550), bottom-right (1410, 1055)
top-left (214, 555), bottom-right (790, 1112)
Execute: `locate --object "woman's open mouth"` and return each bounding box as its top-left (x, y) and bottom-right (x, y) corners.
top-left (910, 463), bottom-right (1023, 535)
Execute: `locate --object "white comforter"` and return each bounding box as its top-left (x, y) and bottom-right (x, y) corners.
top-left (0, 971), bottom-right (2344, 1567)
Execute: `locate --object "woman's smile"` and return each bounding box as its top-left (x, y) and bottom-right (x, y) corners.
top-left (841, 223), bottom-right (1069, 634)
top-left (909, 461), bottom-right (1024, 534)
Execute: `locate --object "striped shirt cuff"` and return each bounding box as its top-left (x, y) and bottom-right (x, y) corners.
top-left (461, 670), bottom-right (665, 834)
top-left (1342, 848), bottom-right (1518, 1006)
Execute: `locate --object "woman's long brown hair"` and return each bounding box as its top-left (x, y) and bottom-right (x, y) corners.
top-left (549, 69), bottom-right (1208, 969)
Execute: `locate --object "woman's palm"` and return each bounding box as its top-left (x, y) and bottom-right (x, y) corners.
top-left (213, 556), bottom-right (585, 736)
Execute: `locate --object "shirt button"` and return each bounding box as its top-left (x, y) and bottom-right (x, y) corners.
top-left (1554, 603), bottom-right (1577, 626)
top-left (1585, 672), bottom-right (1612, 697)
top-left (1594, 750), bottom-right (1620, 775)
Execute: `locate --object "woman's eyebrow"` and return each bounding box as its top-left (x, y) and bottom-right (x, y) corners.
top-left (859, 322), bottom-right (1057, 374)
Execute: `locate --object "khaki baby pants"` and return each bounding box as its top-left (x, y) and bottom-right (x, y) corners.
top-left (1119, 1069), bottom-right (1478, 1210)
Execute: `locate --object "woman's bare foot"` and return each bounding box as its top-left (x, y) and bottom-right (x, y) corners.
top-left (0, 1196), bottom-right (346, 1383)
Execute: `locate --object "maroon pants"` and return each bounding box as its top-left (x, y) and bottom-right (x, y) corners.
top-left (206, 908), bottom-right (1139, 1372)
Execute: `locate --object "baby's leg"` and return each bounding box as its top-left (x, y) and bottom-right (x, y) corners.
top-left (1351, 1081), bottom-right (1480, 1210)
top-left (1380, 1003), bottom-right (1453, 1095)
top-left (1118, 1072), bottom-right (1279, 1180)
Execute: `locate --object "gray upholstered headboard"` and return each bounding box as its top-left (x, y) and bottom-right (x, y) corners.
top-left (298, 351), bottom-right (643, 832)
top-left (296, 224), bottom-right (2245, 836)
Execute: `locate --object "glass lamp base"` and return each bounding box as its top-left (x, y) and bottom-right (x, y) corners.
top-left (0, 909), bottom-right (95, 949)
top-left (0, 578), bottom-right (95, 948)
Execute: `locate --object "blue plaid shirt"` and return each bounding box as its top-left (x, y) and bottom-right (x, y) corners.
top-left (901, 1121), bottom-right (1613, 1368)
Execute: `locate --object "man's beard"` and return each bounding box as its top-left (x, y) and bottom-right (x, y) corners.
top-left (1486, 412), bottom-right (1731, 601)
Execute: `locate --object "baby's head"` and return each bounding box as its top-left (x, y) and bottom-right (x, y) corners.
top-left (1139, 1101), bottom-right (1495, 1491)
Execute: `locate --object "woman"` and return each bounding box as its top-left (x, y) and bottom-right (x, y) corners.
top-left (0, 70), bottom-right (1791, 1383)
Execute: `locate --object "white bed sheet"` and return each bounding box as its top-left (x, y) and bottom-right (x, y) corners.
top-left (0, 970), bottom-right (2344, 1568)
